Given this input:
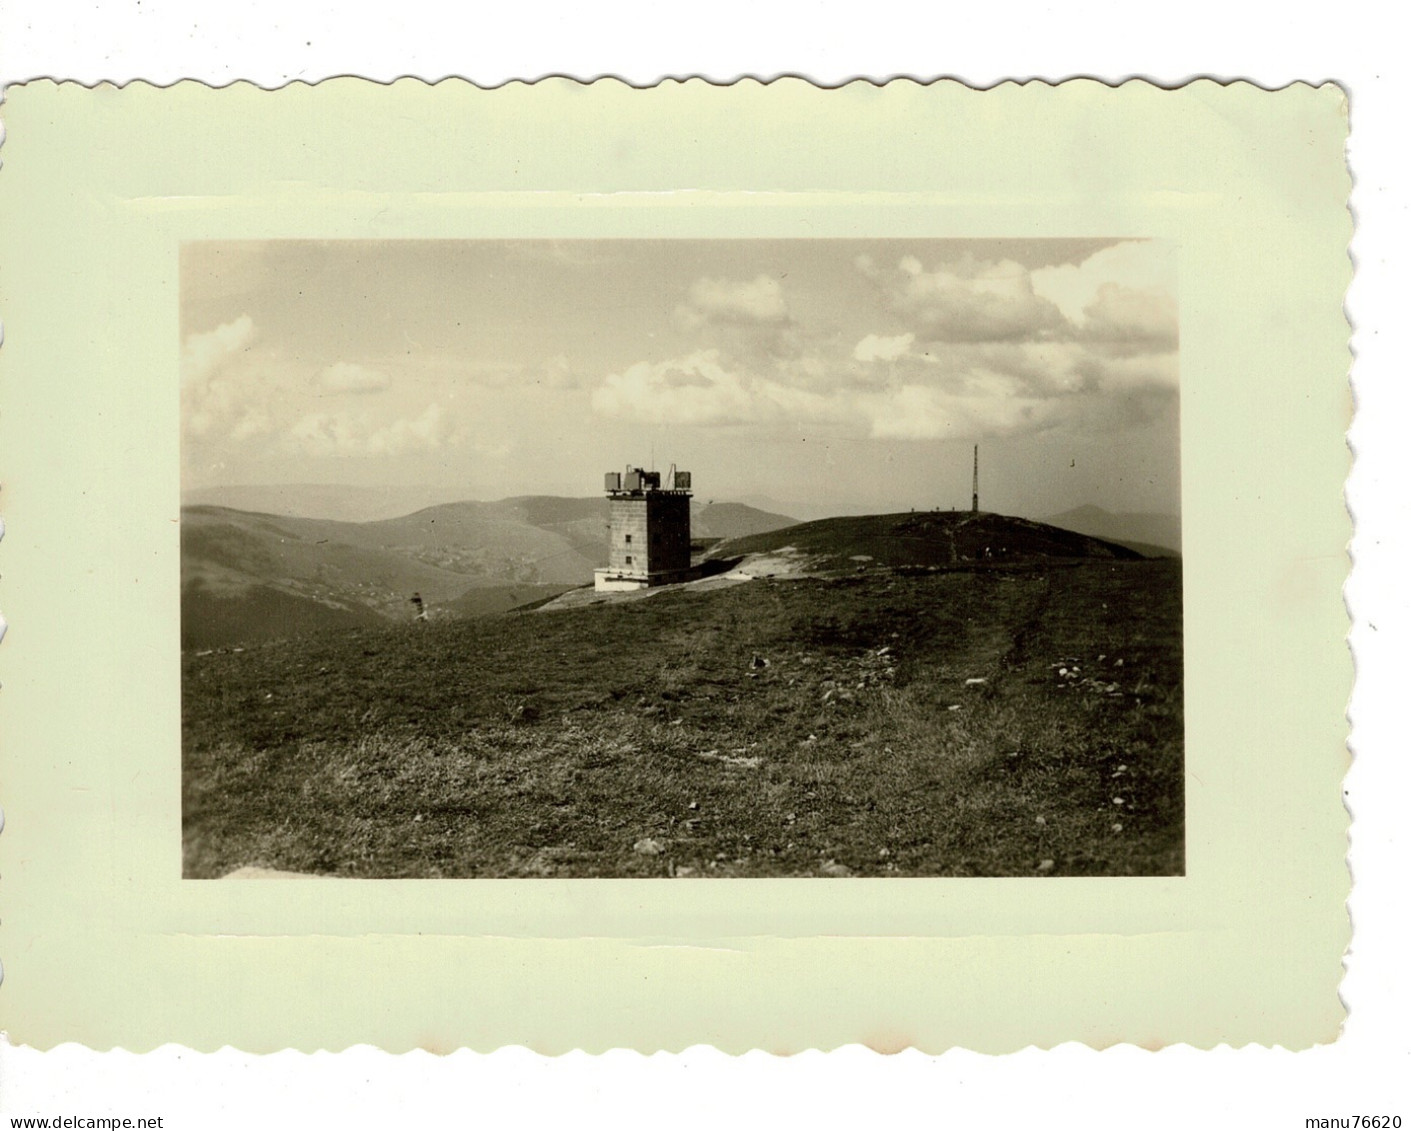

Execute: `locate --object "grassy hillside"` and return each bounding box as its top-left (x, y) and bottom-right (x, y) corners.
top-left (180, 501), bottom-right (600, 649)
top-left (184, 558), bottom-right (1183, 879)
top-left (181, 507), bottom-right (483, 597)
top-left (181, 496), bottom-right (800, 649)
top-left (181, 506), bottom-right (490, 647)
top-left (182, 581), bottom-right (386, 650)
top-left (709, 510), bottom-right (1143, 573)
top-left (445, 583), bottom-right (585, 618)
top-left (693, 502), bottom-right (799, 540)
top-left (329, 504), bottom-right (601, 583)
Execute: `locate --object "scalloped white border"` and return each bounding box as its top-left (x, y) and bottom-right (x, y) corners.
top-left (0, 12), bottom-right (1402, 1128)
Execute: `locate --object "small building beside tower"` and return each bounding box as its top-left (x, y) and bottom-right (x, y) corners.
top-left (594, 464), bottom-right (694, 592)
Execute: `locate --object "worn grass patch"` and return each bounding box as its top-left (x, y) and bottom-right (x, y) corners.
top-left (183, 559), bottom-right (1183, 878)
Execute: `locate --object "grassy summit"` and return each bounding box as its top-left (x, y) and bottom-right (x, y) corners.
top-left (708, 509), bottom-right (1144, 573)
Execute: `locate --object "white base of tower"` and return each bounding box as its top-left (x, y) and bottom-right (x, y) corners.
top-left (593, 567), bottom-right (703, 593)
top-left (593, 570), bottom-right (651, 593)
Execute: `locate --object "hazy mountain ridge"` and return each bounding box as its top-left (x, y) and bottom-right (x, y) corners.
top-left (1045, 505), bottom-right (1181, 556)
top-left (181, 495), bottom-right (801, 648)
top-left (692, 502), bottom-right (799, 540)
top-left (181, 484), bottom-right (476, 523)
top-left (184, 484), bottom-right (805, 534)
top-left (180, 495), bottom-right (1173, 648)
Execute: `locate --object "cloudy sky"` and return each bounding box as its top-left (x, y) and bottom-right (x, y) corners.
top-left (181, 239), bottom-right (1179, 518)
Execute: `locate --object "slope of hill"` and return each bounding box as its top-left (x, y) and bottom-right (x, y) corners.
top-left (182, 506), bottom-right (499, 598)
top-left (692, 502), bottom-right (798, 541)
top-left (181, 506), bottom-right (498, 648)
top-left (491, 496), bottom-right (612, 564)
top-left (184, 557), bottom-right (1183, 879)
top-left (323, 504), bottom-right (603, 584)
top-left (181, 496), bottom-right (799, 648)
top-left (707, 510), bottom-right (1143, 575)
top-left (182, 580), bottom-right (387, 650)
top-left (445, 583), bottom-right (585, 618)
top-left (1046, 505), bottom-right (1181, 556)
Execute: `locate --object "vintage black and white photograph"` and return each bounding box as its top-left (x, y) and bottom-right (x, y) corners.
top-left (180, 238), bottom-right (1183, 879)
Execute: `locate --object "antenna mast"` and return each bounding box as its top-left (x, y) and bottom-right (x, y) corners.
top-left (971, 445), bottom-right (979, 513)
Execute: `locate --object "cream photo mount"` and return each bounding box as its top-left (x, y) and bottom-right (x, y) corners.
top-left (0, 78), bottom-right (1350, 1052)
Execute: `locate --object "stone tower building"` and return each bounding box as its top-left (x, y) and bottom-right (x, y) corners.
top-left (593, 465), bottom-right (693, 592)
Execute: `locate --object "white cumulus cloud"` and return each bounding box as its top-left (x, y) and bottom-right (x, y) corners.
top-left (1031, 240), bottom-right (1177, 346)
top-left (1080, 283), bottom-right (1179, 347)
top-left (864, 384), bottom-right (1060, 440)
top-left (591, 325), bottom-right (1177, 444)
top-left (860, 254), bottom-right (1067, 343)
top-left (591, 352), bottom-right (758, 427)
top-left (591, 347), bottom-right (1065, 440)
top-left (181, 315), bottom-right (272, 442)
top-left (581, 243), bottom-right (1182, 449)
top-left (853, 332), bottom-right (916, 363)
top-left (288, 402), bottom-right (454, 457)
top-left (181, 314), bottom-right (255, 388)
top-left (674, 274), bottom-right (790, 332)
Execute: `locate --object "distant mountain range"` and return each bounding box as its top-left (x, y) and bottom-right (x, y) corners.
top-left (181, 489), bottom-right (1177, 649)
top-left (1043, 505), bottom-right (1181, 557)
top-left (183, 486), bottom-right (1178, 552)
top-left (181, 495), bottom-right (800, 649)
top-left (181, 483), bottom-right (478, 523)
top-left (731, 495), bottom-right (883, 523)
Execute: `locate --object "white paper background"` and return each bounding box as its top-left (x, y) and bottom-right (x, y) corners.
top-left (0, 3), bottom-right (1405, 1125)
